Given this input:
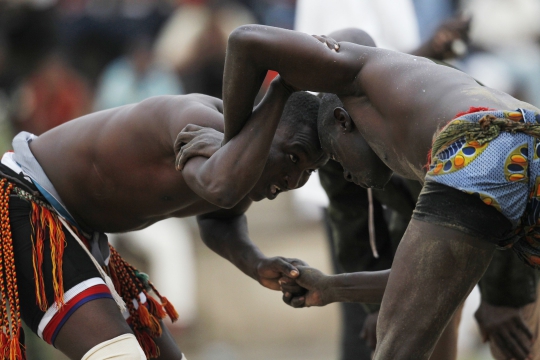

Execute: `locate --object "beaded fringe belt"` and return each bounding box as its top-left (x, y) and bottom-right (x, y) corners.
top-left (0, 178), bottom-right (179, 359)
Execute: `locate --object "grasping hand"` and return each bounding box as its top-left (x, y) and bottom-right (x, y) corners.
top-left (174, 124), bottom-right (224, 170)
top-left (282, 265), bottom-right (331, 308)
top-left (475, 300), bottom-right (533, 360)
top-left (256, 257), bottom-right (308, 291)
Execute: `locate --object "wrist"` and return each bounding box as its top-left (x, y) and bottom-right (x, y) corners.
top-left (251, 254), bottom-right (269, 281)
top-left (320, 275), bottom-right (336, 306)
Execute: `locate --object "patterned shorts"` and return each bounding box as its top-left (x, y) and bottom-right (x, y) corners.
top-left (425, 108), bottom-right (540, 266)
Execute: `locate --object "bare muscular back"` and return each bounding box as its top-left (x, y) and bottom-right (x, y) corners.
top-left (223, 25), bottom-right (540, 182)
top-left (29, 94), bottom-right (225, 233)
top-left (338, 43), bottom-right (540, 181)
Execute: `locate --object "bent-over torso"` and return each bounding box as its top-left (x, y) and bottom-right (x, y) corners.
top-left (340, 51), bottom-right (540, 182)
top-left (29, 94), bottom-right (226, 233)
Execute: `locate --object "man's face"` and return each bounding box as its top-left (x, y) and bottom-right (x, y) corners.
top-left (248, 125), bottom-right (328, 201)
top-left (322, 113), bottom-right (393, 189)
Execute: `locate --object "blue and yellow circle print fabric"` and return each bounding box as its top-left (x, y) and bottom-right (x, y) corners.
top-left (426, 108), bottom-right (540, 268)
top-left (426, 108), bottom-right (539, 225)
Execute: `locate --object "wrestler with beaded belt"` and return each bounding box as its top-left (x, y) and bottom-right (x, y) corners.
top-left (0, 77), bottom-right (325, 359)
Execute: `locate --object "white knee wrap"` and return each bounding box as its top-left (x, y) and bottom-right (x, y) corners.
top-left (82, 333), bottom-right (146, 360)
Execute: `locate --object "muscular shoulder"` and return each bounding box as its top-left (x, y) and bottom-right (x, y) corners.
top-left (135, 94), bottom-right (222, 119)
top-left (129, 94), bottom-right (225, 133)
top-left (186, 93), bottom-right (224, 113)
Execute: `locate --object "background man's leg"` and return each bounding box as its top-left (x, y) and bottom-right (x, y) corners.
top-left (319, 161), bottom-right (395, 359)
top-left (374, 219), bottom-right (495, 360)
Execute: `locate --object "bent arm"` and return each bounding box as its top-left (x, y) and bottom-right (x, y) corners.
top-left (182, 78), bottom-right (291, 208)
top-left (197, 202), bottom-right (303, 290)
top-left (197, 204), bottom-right (264, 281)
top-left (223, 25), bottom-right (367, 142)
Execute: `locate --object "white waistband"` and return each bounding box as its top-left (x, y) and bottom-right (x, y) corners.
top-left (1, 152), bottom-right (23, 174)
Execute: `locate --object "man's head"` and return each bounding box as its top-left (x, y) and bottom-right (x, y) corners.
top-left (249, 91), bottom-right (329, 201)
top-left (317, 93), bottom-right (392, 189)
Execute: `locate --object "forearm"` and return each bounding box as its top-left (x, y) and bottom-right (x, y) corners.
top-left (223, 25), bottom-right (362, 142)
top-left (324, 270), bottom-right (389, 305)
top-left (184, 80), bottom-right (290, 208)
top-left (197, 214), bottom-right (265, 280)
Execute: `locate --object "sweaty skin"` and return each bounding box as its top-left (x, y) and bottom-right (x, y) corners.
top-left (222, 26), bottom-right (537, 182)
top-left (30, 78), bottom-right (317, 232)
top-left (24, 78), bottom-right (323, 359)
top-left (220, 25), bottom-right (540, 360)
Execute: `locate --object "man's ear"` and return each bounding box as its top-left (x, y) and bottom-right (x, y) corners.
top-left (333, 107), bottom-right (354, 132)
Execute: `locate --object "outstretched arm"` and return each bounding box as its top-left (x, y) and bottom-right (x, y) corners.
top-left (223, 25), bottom-right (367, 143)
top-left (281, 266), bottom-right (389, 308)
top-left (197, 202), bottom-right (307, 291)
top-left (181, 77), bottom-right (291, 208)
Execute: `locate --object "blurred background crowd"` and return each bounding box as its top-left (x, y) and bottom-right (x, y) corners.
top-left (0, 0), bottom-right (539, 359)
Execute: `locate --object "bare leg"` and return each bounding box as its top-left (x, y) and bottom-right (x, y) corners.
top-left (54, 298), bottom-right (133, 360)
top-left (374, 219), bottom-right (495, 359)
top-left (54, 299), bottom-right (183, 359)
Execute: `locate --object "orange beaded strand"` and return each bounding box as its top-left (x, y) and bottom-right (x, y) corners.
top-left (0, 179), bottom-right (11, 344)
top-left (0, 179), bottom-right (25, 359)
top-left (108, 245), bottom-right (181, 359)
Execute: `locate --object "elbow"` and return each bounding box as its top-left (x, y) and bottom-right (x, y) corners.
top-left (202, 180), bottom-right (243, 209)
top-left (228, 24), bottom-right (263, 51)
top-left (212, 193), bottom-right (240, 210)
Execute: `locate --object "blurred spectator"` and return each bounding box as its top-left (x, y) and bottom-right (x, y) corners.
top-left (0, 1), bottom-right (59, 93)
top-left (155, 0), bottom-right (255, 98)
top-left (57, 0), bottom-right (172, 87)
top-left (0, 93), bottom-right (13, 154)
top-left (412, 0), bottom-right (456, 42)
top-left (249, 0), bottom-right (296, 29)
top-left (459, 0), bottom-right (540, 106)
top-left (0, 35), bottom-right (14, 153)
top-left (93, 35), bottom-right (183, 111)
top-left (12, 52), bottom-right (92, 135)
top-left (295, 0), bottom-right (421, 52)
